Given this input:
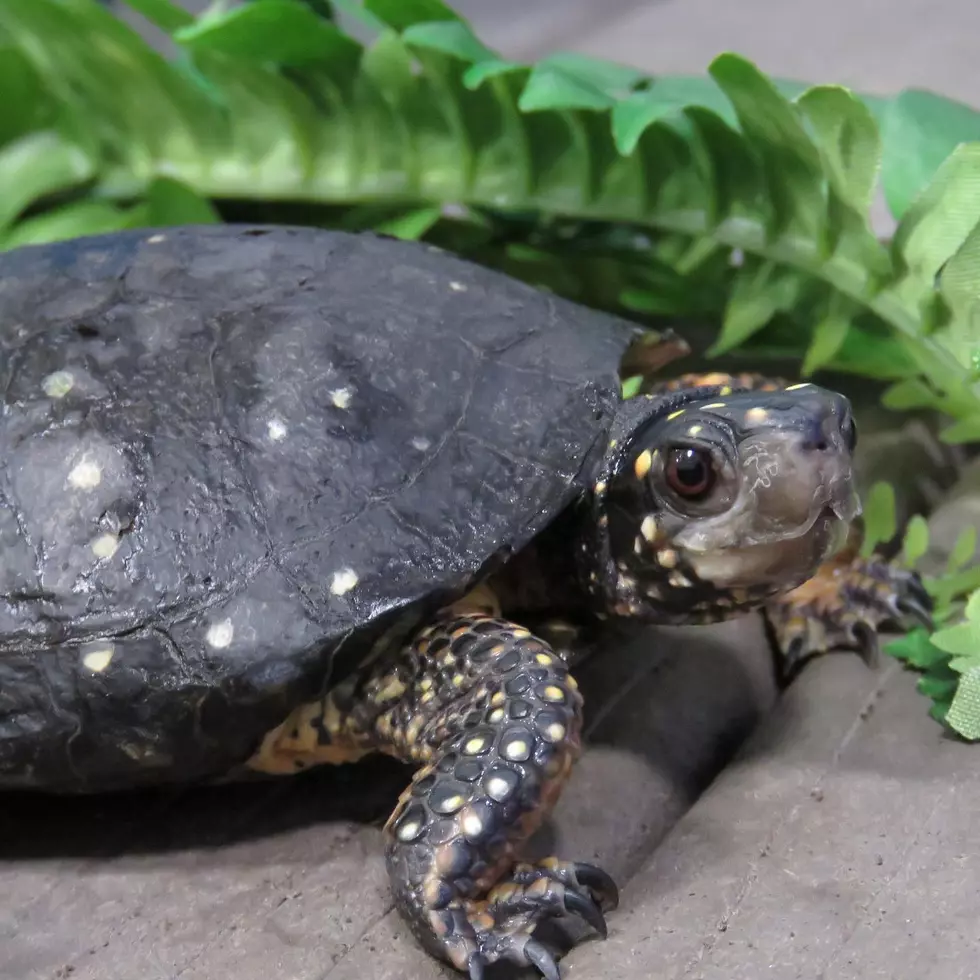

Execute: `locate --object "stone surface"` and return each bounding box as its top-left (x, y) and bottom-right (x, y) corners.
top-left (564, 652), bottom-right (980, 980)
top-left (0, 617), bottom-right (778, 980)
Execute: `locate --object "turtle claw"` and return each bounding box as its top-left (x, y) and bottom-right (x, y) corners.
top-left (562, 887), bottom-right (608, 938)
top-left (569, 861), bottom-right (620, 913)
top-left (467, 952), bottom-right (487, 980)
top-left (524, 939), bottom-right (561, 980)
top-left (765, 552), bottom-right (935, 680)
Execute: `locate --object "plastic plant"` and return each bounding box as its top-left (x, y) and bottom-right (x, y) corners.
top-left (1, 0), bottom-right (979, 735)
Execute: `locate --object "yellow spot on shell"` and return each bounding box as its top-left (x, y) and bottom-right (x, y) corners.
top-left (687, 425), bottom-right (703, 436)
top-left (634, 450), bottom-right (653, 479)
top-left (503, 739), bottom-right (528, 759)
top-left (463, 736), bottom-right (486, 755)
top-left (451, 673), bottom-right (465, 688)
top-left (490, 690), bottom-right (505, 706)
top-left (81, 645), bottom-right (114, 672)
top-left (91, 534), bottom-right (119, 559)
top-left (666, 409), bottom-right (685, 421)
top-left (68, 458), bottom-right (102, 489)
top-left (535, 653), bottom-right (553, 666)
top-left (542, 685), bottom-right (565, 703)
top-left (421, 690), bottom-right (435, 703)
top-left (745, 407), bottom-right (769, 424)
top-left (719, 386), bottom-right (732, 395)
top-left (449, 281), bottom-right (467, 292)
top-left (785, 382), bottom-right (811, 390)
top-left (511, 628), bottom-right (531, 640)
top-left (329, 387), bottom-right (353, 409)
top-left (206, 619), bottom-right (234, 649)
top-left (329, 568), bottom-right (359, 595)
top-left (702, 402), bottom-right (726, 409)
top-left (42, 371), bottom-right (74, 398)
top-left (488, 708), bottom-right (505, 723)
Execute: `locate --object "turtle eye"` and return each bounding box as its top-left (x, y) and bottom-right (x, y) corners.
top-left (664, 446), bottom-right (715, 500)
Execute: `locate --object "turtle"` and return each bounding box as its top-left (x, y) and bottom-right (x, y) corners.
top-left (0, 224), bottom-right (930, 979)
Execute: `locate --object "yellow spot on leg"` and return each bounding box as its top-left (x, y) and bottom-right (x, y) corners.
top-left (641, 515), bottom-right (658, 542)
top-left (247, 696), bottom-right (370, 775)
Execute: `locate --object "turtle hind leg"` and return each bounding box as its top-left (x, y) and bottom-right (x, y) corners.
top-left (343, 611), bottom-right (617, 978)
top-left (763, 546), bottom-right (933, 683)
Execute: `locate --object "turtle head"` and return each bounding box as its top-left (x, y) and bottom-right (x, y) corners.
top-left (581, 382), bottom-right (861, 624)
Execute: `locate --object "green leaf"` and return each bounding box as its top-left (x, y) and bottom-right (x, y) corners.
top-left (519, 60), bottom-right (618, 113)
top-left (917, 667), bottom-right (959, 702)
top-left (710, 259), bottom-right (802, 354)
top-left (946, 666), bottom-right (980, 740)
top-left (461, 57), bottom-right (524, 90)
top-left (860, 481), bottom-right (897, 556)
top-left (948, 527), bottom-right (978, 573)
top-left (621, 375), bottom-right (643, 399)
top-left (939, 416), bottom-right (980, 444)
top-left (0, 46), bottom-right (50, 147)
top-left (801, 292), bottom-right (852, 375)
top-left (533, 52), bottom-right (647, 102)
top-left (708, 53), bottom-right (824, 238)
top-left (138, 176), bottom-right (221, 225)
top-left (0, 200), bottom-right (131, 251)
top-left (885, 628), bottom-right (949, 669)
top-left (892, 143), bottom-right (980, 289)
top-left (930, 620), bottom-right (980, 656)
top-left (0, 131), bottom-right (94, 234)
top-left (936, 218), bottom-right (980, 329)
top-left (827, 328), bottom-right (920, 380)
top-left (373, 206), bottom-right (441, 239)
top-left (363, 0), bottom-right (462, 31)
top-left (796, 85), bottom-right (880, 213)
top-left (881, 89), bottom-right (980, 219)
top-left (613, 76), bottom-right (739, 154)
top-left (118, 0), bottom-right (195, 34)
top-left (880, 377), bottom-right (942, 410)
top-left (965, 588), bottom-right (980, 622)
top-left (402, 19), bottom-right (497, 63)
top-left (901, 514), bottom-right (930, 568)
top-left (174, 1), bottom-right (362, 68)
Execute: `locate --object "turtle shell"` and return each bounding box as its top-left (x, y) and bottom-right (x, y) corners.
top-left (0, 225), bottom-right (639, 792)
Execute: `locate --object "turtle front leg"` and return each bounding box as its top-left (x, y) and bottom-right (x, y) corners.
top-left (331, 612), bottom-right (616, 978)
top-left (763, 546), bottom-right (933, 682)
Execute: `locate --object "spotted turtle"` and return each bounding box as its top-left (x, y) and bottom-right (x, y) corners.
top-left (0, 225), bottom-right (929, 978)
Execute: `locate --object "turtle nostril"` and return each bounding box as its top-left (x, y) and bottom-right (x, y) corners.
top-left (801, 417), bottom-right (831, 452)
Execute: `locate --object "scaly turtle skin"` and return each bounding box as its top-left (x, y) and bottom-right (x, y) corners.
top-left (0, 226), bottom-right (929, 979)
